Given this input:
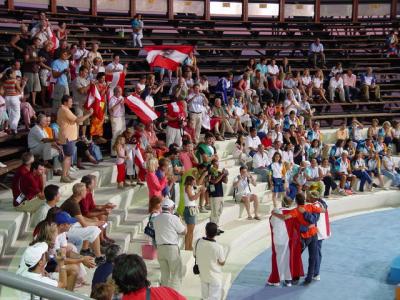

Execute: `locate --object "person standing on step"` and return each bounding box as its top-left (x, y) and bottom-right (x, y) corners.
top-left (194, 222), bottom-right (226, 300)
top-left (209, 159), bottom-right (229, 235)
top-left (183, 175), bottom-right (204, 250)
top-left (233, 166), bottom-right (260, 220)
top-left (108, 86), bottom-right (126, 156)
top-left (153, 198), bottom-right (186, 290)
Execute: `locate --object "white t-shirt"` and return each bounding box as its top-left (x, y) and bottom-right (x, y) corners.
top-left (245, 135), bottom-right (261, 152)
top-left (267, 64), bottom-right (279, 76)
top-left (55, 232), bottom-right (68, 250)
top-left (30, 203), bottom-right (51, 229)
top-left (19, 272), bottom-right (58, 300)
top-left (313, 78), bottom-right (323, 89)
top-left (194, 238), bottom-right (225, 284)
top-left (270, 162), bottom-right (284, 179)
top-left (302, 76), bottom-right (312, 86)
top-left (73, 48), bottom-right (89, 61)
top-left (28, 125), bottom-right (48, 150)
top-left (253, 152), bottom-right (271, 169)
top-left (282, 150), bottom-right (294, 164)
top-left (184, 186), bottom-right (197, 207)
top-left (153, 212), bottom-right (185, 246)
top-left (234, 176), bottom-right (252, 197)
top-left (106, 62), bottom-right (124, 73)
top-left (383, 156), bottom-right (394, 171)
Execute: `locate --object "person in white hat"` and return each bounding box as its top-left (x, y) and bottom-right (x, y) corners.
top-left (17, 242), bottom-right (67, 298)
top-left (153, 198), bottom-right (186, 290)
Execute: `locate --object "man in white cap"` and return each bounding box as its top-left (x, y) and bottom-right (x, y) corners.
top-left (17, 242), bottom-right (67, 298)
top-left (153, 198), bottom-right (186, 290)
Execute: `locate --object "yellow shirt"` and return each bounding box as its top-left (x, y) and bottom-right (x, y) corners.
top-left (57, 105), bottom-right (78, 144)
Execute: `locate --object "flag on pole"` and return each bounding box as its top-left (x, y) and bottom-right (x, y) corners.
top-left (133, 145), bottom-right (146, 182)
top-left (125, 94), bottom-right (158, 124)
top-left (144, 45), bottom-right (194, 71)
top-left (105, 72), bottom-right (126, 99)
top-left (84, 84), bottom-right (104, 119)
top-left (267, 208), bottom-right (304, 284)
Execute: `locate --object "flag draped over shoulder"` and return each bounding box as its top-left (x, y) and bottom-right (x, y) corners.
top-left (125, 94), bottom-right (158, 124)
top-left (105, 72), bottom-right (125, 99)
top-left (84, 84), bottom-right (104, 119)
top-left (144, 45), bottom-right (194, 71)
top-left (267, 208), bottom-right (304, 284)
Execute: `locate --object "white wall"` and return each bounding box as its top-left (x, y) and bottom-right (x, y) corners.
top-left (174, 0), bottom-right (204, 16)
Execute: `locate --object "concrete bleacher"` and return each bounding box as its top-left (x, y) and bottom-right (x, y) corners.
top-left (0, 128), bottom-right (399, 299)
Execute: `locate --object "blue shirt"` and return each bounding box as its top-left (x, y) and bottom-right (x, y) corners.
top-left (255, 63), bottom-right (268, 76)
top-left (92, 262), bottom-right (113, 288)
top-left (52, 59), bottom-right (69, 86)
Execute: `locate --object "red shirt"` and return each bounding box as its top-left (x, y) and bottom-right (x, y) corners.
top-left (122, 287), bottom-right (186, 300)
top-left (262, 137), bottom-right (273, 148)
top-left (184, 126), bottom-right (195, 142)
top-left (288, 204), bottom-right (323, 239)
top-left (16, 171), bottom-right (43, 205)
top-left (79, 191), bottom-right (96, 216)
top-left (167, 102), bottom-right (186, 129)
top-left (12, 165), bottom-right (31, 206)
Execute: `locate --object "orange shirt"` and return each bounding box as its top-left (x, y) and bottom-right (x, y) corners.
top-left (57, 105), bottom-right (78, 144)
top-left (288, 204), bottom-right (323, 239)
top-left (44, 126), bottom-right (54, 139)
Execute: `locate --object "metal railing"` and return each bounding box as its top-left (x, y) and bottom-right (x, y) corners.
top-left (0, 270), bottom-right (92, 300)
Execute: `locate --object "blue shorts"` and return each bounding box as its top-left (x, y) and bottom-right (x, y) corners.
top-left (272, 177), bottom-right (284, 193)
top-left (183, 207), bottom-right (196, 225)
top-left (62, 140), bottom-right (76, 157)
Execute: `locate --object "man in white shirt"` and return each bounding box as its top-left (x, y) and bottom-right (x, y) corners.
top-left (267, 58), bottom-right (279, 78)
top-left (30, 184), bottom-right (60, 228)
top-left (187, 83), bottom-right (207, 143)
top-left (72, 66), bottom-right (91, 136)
top-left (28, 114), bottom-right (61, 172)
top-left (16, 242), bottom-right (67, 299)
top-left (309, 38), bottom-right (326, 69)
top-left (105, 54), bottom-right (125, 73)
top-left (252, 144), bottom-right (271, 182)
top-left (153, 199), bottom-right (186, 290)
top-left (268, 141), bottom-right (283, 161)
top-left (108, 86), bottom-right (126, 156)
top-left (194, 222), bottom-right (226, 300)
top-left (73, 39), bottom-right (89, 62)
top-left (328, 73), bottom-right (345, 102)
top-left (245, 127), bottom-right (261, 156)
top-left (233, 166), bottom-right (260, 220)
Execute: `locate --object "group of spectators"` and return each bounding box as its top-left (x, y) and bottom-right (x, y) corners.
top-left (2, 10), bottom-right (400, 300)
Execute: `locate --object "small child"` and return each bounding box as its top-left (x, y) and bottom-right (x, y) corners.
top-left (113, 135), bottom-right (127, 189)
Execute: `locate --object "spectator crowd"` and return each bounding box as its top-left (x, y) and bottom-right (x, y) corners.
top-left (1, 11), bottom-right (400, 300)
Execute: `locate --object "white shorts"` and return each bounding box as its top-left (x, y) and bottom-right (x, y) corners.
top-left (201, 281), bottom-right (222, 300)
top-left (67, 223), bottom-right (101, 243)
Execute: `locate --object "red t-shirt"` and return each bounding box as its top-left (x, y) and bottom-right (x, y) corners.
top-left (167, 102), bottom-right (186, 129)
top-left (262, 137), bottom-right (273, 148)
top-left (18, 171), bottom-right (43, 204)
top-left (122, 287), bottom-right (186, 300)
top-left (288, 204), bottom-right (323, 239)
top-left (12, 165), bottom-right (30, 206)
top-left (79, 191), bottom-right (96, 216)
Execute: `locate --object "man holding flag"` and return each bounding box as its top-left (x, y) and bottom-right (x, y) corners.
top-left (165, 98), bottom-right (187, 148)
top-left (105, 54), bottom-right (127, 99)
top-left (108, 86), bottom-right (126, 156)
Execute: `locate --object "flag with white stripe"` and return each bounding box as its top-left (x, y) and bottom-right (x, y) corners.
top-left (125, 94), bottom-right (158, 124)
top-left (144, 45), bottom-right (194, 71)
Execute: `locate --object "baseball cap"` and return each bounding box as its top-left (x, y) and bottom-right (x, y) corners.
top-left (161, 198), bottom-right (175, 209)
top-left (55, 211), bottom-right (77, 225)
top-left (16, 242), bottom-right (48, 275)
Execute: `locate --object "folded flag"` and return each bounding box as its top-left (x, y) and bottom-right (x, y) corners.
top-left (144, 45), bottom-right (194, 71)
top-left (47, 27), bottom-right (59, 51)
top-left (105, 72), bottom-right (125, 99)
top-left (125, 94), bottom-right (158, 124)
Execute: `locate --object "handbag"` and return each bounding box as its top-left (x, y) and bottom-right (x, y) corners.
top-left (193, 239), bottom-right (200, 275)
top-left (141, 242), bottom-right (157, 260)
top-left (144, 214), bottom-right (155, 239)
top-left (15, 178), bottom-right (26, 205)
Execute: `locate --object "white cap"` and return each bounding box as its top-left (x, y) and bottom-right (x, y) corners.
top-left (161, 198), bottom-right (175, 209)
top-left (16, 242), bottom-right (48, 275)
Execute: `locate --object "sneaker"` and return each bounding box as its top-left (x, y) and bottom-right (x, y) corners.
top-left (339, 189), bottom-right (347, 196)
top-left (80, 248), bottom-right (95, 257)
top-left (199, 207), bottom-right (208, 213)
top-left (303, 280), bottom-right (312, 286)
top-left (95, 256), bottom-right (106, 266)
top-left (70, 166), bottom-right (78, 172)
top-left (266, 282), bottom-right (280, 287)
top-left (313, 275), bottom-right (321, 281)
top-left (204, 205), bottom-right (211, 211)
top-left (247, 216), bottom-right (253, 220)
top-left (68, 175), bottom-right (77, 181)
top-left (284, 280), bottom-right (292, 287)
top-left (351, 189), bottom-right (358, 194)
top-left (254, 216), bottom-right (261, 220)
top-left (60, 176), bottom-right (72, 183)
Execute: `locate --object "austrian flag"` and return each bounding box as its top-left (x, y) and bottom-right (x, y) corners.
top-left (144, 45), bottom-right (194, 71)
top-left (125, 94), bottom-right (158, 124)
top-left (105, 72), bottom-right (126, 99)
top-left (84, 84), bottom-right (103, 119)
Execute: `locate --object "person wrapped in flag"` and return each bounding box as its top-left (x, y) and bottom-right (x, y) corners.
top-left (272, 193), bottom-right (326, 285)
top-left (88, 72), bottom-right (108, 143)
top-left (113, 135), bottom-right (128, 189)
top-left (267, 196), bottom-right (304, 287)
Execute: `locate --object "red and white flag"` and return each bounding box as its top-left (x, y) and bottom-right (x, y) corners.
top-left (144, 45), bottom-right (194, 71)
top-left (125, 94), bottom-right (158, 124)
top-left (84, 84), bottom-right (103, 119)
top-left (316, 203), bottom-right (331, 240)
top-left (105, 72), bottom-right (126, 99)
top-left (133, 145), bottom-right (146, 182)
top-left (267, 208), bottom-right (304, 284)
